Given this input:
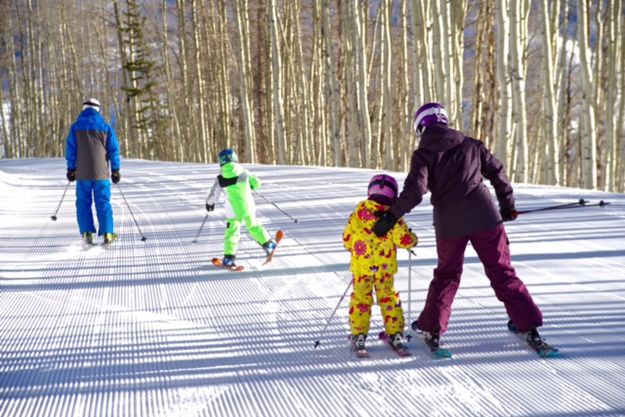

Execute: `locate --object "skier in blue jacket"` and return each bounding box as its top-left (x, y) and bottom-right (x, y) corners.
top-left (65, 98), bottom-right (121, 245)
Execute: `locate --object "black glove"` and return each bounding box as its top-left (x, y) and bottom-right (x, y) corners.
top-left (206, 203), bottom-right (215, 212)
top-left (111, 170), bottom-right (121, 184)
top-left (66, 169), bottom-right (76, 182)
top-left (500, 207), bottom-right (518, 221)
top-left (373, 211), bottom-right (398, 237)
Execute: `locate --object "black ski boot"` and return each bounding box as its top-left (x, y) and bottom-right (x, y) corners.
top-left (351, 334), bottom-right (368, 357)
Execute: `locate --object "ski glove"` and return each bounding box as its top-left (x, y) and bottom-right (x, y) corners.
top-left (66, 169), bottom-right (76, 182)
top-left (372, 211), bottom-right (398, 237)
top-left (206, 203), bottom-right (215, 212)
top-left (500, 207), bottom-right (518, 221)
top-left (111, 170), bottom-right (121, 184)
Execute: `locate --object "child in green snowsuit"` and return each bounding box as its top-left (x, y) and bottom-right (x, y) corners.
top-left (205, 149), bottom-right (277, 267)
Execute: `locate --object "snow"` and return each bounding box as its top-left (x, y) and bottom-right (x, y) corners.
top-left (1, 158), bottom-right (625, 417)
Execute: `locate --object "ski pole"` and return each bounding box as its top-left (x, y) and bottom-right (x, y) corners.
top-left (253, 190), bottom-right (299, 223)
top-left (50, 181), bottom-right (71, 221)
top-left (405, 249), bottom-right (414, 342)
top-left (116, 183), bottom-right (147, 242)
top-left (192, 213), bottom-right (209, 243)
top-left (313, 278), bottom-right (353, 348)
top-left (515, 198), bottom-right (611, 215)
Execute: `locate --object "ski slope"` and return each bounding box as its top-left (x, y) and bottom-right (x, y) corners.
top-left (1, 158), bottom-right (625, 417)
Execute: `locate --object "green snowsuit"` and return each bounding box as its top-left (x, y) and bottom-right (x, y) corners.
top-left (206, 162), bottom-right (271, 256)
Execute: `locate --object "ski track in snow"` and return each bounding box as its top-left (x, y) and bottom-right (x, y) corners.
top-left (1, 158), bottom-right (625, 417)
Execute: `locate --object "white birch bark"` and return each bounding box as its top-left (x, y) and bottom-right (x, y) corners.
top-left (319, 0), bottom-right (341, 166)
top-left (509, 0), bottom-right (529, 183)
top-left (540, 0), bottom-right (560, 185)
top-left (352, 0), bottom-right (372, 168)
top-left (233, 0), bottom-right (256, 163)
top-left (268, 0), bottom-right (286, 164)
top-left (577, 0), bottom-right (598, 189)
top-left (495, 0), bottom-right (513, 169)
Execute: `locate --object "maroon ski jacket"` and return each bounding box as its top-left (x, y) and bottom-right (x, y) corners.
top-left (389, 124), bottom-right (515, 238)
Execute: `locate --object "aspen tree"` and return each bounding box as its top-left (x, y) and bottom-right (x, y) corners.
top-left (233, 0), bottom-right (256, 163)
top-left (509, 0), bottom-right (529, 183)
top-left (268, 0), bottom-right (286, 164)
top-left (318, 0), bottom-right (341, 167)
top-left (351, 0), bottom-right (372, 168)
top-left (540, 0), bottom-right (560, 185)
top-left (160, 0), bottom-right (184, 161)
top-left (577, 0), bottom-right (598, 189)
top-left (495, 0), bottom-right (513, 170)
top-left (603, 0), bottom-right (622, 191)
top-left (399, 0), bottom-right (412, 171)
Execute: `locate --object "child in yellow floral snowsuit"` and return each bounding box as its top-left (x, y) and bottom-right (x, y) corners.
top-left (343, 174), bottom-right (418, 353)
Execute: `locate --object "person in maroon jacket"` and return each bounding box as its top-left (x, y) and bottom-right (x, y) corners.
top-left (373, 102), bottom-right (545, 352)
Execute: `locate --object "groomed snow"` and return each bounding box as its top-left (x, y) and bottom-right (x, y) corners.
top-left (1, 158), bottom-right (624, 417)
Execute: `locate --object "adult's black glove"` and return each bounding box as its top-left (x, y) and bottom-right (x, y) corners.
top-left (206, 203), bottom-right (215, 212)
top-left (111, 170), bottom-right (121, 184)
top-left (66, 169), bottom-right (76, 182)
top-left (500, 207), bottom-right (518, 222)
top-left (373, 211), bottom-right (398, 237)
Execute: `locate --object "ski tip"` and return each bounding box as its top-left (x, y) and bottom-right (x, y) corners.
top-left (539, 347), bottom-right (561, 358)
top-left (433, 349), bottom-right (453, 359)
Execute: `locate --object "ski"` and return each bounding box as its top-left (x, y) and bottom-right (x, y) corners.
top-left (507, 320), bottom-right (560, 358)
top-left (211, 258), bottom-right (245, 272)
top-left (261, 230), bottom-right (284, 265)
top-left (378, 331), bottom-right (411, 357)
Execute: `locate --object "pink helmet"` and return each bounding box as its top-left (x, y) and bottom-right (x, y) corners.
top-left (368, 174), bottom-right (398, 205)
top-left (413, 102), bottom-right (448, 134)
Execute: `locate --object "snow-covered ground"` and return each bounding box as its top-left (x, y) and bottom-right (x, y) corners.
top-left (1, 158), bottom-right (625, 417)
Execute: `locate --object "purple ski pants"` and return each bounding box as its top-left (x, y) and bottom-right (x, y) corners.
top-left (416, 224), bottom-right (543, 335)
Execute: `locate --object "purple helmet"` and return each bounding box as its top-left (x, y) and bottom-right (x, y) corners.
top-left (413, 102), bottom-right (448, 134)
top-left (368, 174), bottom-right (398, 205)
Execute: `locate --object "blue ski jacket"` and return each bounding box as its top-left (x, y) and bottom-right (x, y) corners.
top-left (66, 108), bottom-right (120, 180)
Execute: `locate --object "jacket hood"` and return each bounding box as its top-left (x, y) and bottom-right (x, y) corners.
top-left (221, 162), bottom-right (244, 178)
top-left (78, 107), bottom-right (102, 120)
top-left (417, 124), bottom-right (465, 152)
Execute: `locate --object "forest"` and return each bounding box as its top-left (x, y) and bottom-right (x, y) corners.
top-left (0, 0), bottom-right (624, 192)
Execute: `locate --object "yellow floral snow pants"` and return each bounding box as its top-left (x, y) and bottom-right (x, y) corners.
top-left (349, 268), bottom-right (404, 337)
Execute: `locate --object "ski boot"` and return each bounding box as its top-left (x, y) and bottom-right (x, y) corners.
top-left (222, 255), bottom-right (237, 267)
top-left (103, 233), bottom-right (118, 245)
top-left (351, 334), bottom-right (368, 358)
top-left (412, 320), bottom-right (452, 358)
top-left (388, 333), bottom-right (410, 356)
top-left (82, 232), bottom-right (94, 245)
top-left (508, 321), bottom-right (560, 357)
top-left (262, 240), bottom-right (277, 256)
top-left (389, 333), bottom-right (404, 350)
top-left (525, 327), bottom-right (559, 357)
